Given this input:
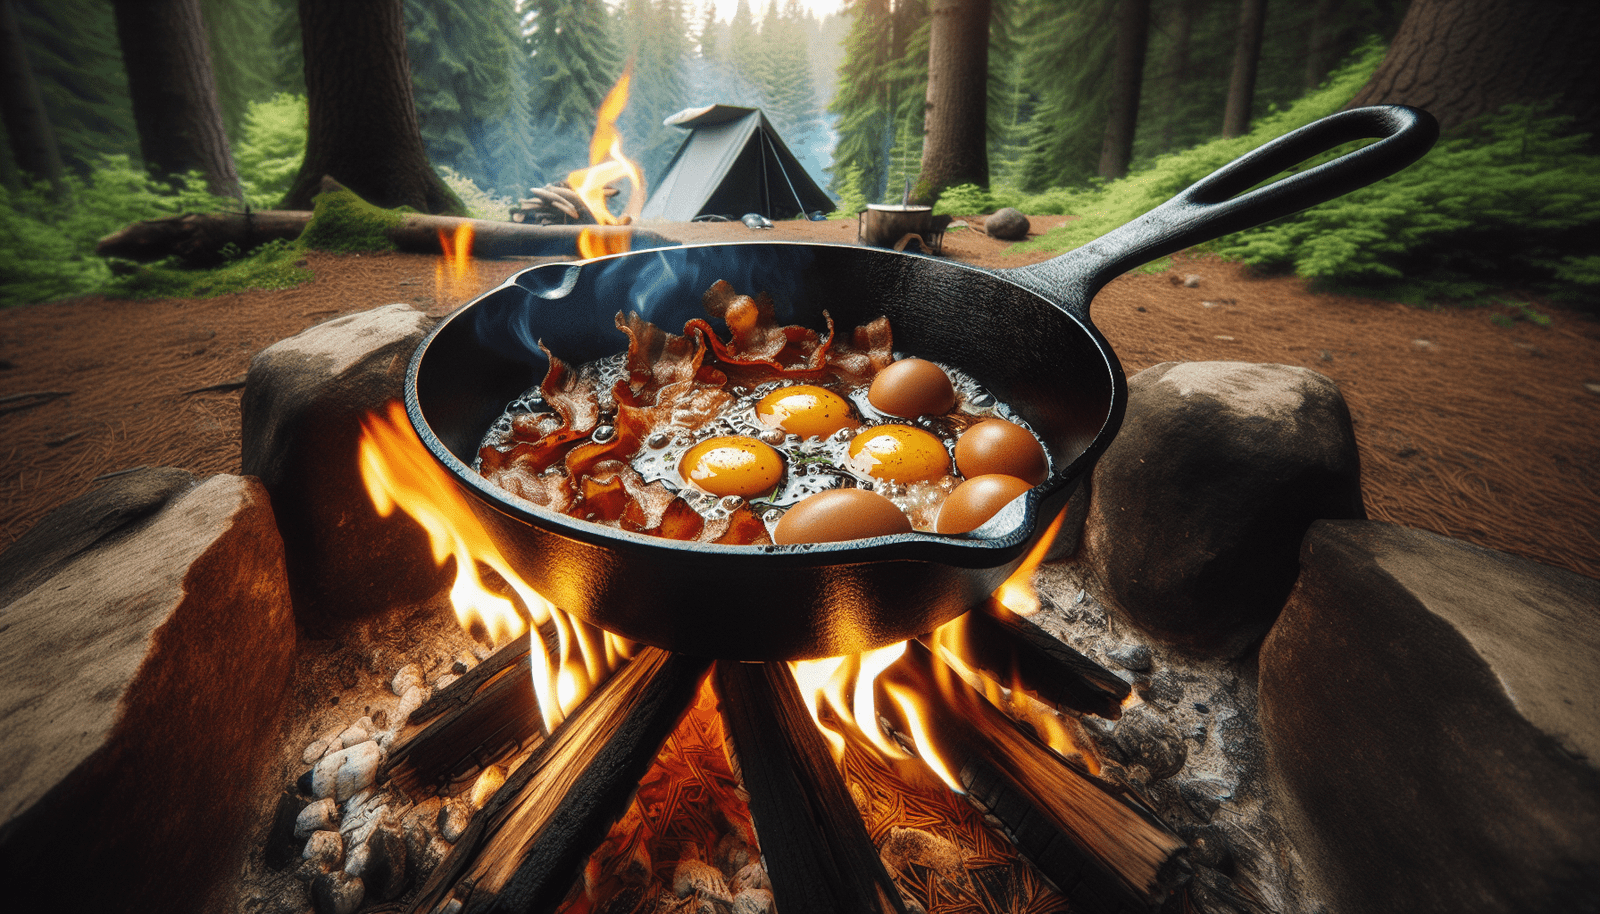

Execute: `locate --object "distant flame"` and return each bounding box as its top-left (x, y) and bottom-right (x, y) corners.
top-left (434, 222), bottom-right (479, 302)
top-left (570, 65), bottom-right (645, 259)
top-left (357, 401), bottom-right (626, 732)
top-left (994, 507), bottom-right (1069, 616)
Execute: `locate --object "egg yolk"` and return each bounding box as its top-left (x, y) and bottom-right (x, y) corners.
top-left (756, 385), bottom-right (855, 439)
top-left (848, 425), bottom-right (951, 484)
top-left (679, 436), bottom-right (785, 497)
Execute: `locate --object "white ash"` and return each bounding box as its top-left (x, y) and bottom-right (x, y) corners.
top-left (713, 831), bottom-right (754, 879)
top-left (295, 797), bottom-right (338, 839)
top-left (390, 663), bottom-right (423, 697)
top-left (336, 716), bottom-right (375, 748)
top-left (731, 888), bottom-right (775, 914)
top-left (729, 861), bottom-right (770, 894)
top-left (310, 740), bottom-right (384, 802)
top-left (672, 858), bottom-right (733, 905)
top-left (303, 829), bottom-right (342, 869)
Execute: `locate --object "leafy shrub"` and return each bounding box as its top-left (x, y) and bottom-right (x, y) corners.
top-left (829, 163), bottom-right (869, 219)
top-left (235, 93), bottom-right (308, 209)
top-left (1212, 106), bottom-right (1600, 304)
top-left (1011, 41), bottom-right (1600, 307)
top-left (931, 183), bottom-right (997, 215)
top-left (104, 239), bottom-right (312, 299)
top-left (2, 156), bottom-right (233, 306)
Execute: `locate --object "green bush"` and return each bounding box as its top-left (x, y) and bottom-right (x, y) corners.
top-left (235, 93), bottom-right (308, 209)
top-left (931, 183), bottom-right (996, 216)
top-left (2, 156), bottom-right (233, 306)
top-left (438, 166), bottom-right (515, 222)
top-left (1009, 40), bottom-right (1600, 306)
top-left (297, 184), bottom-right (404, 253)
top-left (829, 163), bottom-right (869, 219)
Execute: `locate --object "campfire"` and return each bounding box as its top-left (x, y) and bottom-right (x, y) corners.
top-left (323, 401), bottom-right (1187, 914)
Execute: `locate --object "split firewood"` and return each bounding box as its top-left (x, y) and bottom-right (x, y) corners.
top-left (406, 647), bottom-right (710, 914)
top-left (879, 642), bottom-right (1189, 913)
top-left (714, 661), bottom-right (909, 914)
top-left (921, 604), bottom-right (1131, 720)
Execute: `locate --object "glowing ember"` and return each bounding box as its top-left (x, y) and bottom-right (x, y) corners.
top-left (357, 400), bottom-right (626, 732)
top-left (994, 506), bottom-right (1069, 615)
top-left (433, 222), bottom-right (479, 303)
top-left (570, 65), bottom-right (646, 259)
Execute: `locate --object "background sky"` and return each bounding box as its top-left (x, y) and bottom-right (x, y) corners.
top-left (706, 0), bottom-right (843, 22)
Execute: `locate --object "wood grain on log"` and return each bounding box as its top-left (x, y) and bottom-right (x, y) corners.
top-left (881, 643), bottom-right (1188, 913)
top-left (406, 647), bottom-right (709, 914)
top-left (714, 661), bottom-right (909, 914)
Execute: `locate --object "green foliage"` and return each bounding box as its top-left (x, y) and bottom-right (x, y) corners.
top-left (1012, 42), bottom-right (1385, 250)
top-left (439, 166), bottom-right (515, 221)
top-left (526, 0), bottom-right (624, 185)
top-left (9, 0), bottom-right (139, 174)
top-left (931, 183), bottom-right (997, 215)
top-left (1211, 105), bottom-right (1600, 305)
top-left (298, 185), bottom-right (404, 253)
top-left (200, 0), bottom-right (285, 143)
top-left (829, 163), bottom-right (868, 217)
top-left (103, 239), bottom-right (311, 299)
top-left (234, 93), bottom-right (308, 208)
top-left (1, 156), bottom-right (232, 306)
top-left (1489, 300), bottom-right (1552, 328)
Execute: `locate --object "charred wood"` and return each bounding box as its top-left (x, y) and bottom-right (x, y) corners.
top-left (406, 647), bottom-right (709, 914)
top-left (714, 661), bottom-right (909, 914)
top-left (881, 643), bottom-right (1188, 913)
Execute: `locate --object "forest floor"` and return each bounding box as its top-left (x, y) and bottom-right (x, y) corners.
top-left (2, 214), bottom-right (1598, 580)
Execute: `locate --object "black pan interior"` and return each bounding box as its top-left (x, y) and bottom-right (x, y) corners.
top-left (413, 241), bottom-right (1119, 553)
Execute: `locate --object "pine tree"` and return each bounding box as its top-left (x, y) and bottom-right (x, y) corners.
top-left (406, 0), bottom-right (536, 196)
top-left (828, 0), bottom-right (894, 203)
top-left (525, 0), bottom-right (623, 185)
top-left (9, 0), bottom-right (139, 174)
top-left (753, 0), bottom-right (826, 184)
top-left (1015, 0), bottom-right (1114, 192)
top-left (199, 0), bottom-right (282, 143)
top-left (612, 0), bottom-right (689, 188)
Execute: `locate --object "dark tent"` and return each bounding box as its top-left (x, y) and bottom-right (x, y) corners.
top-left (639, 105), bottom-right (835, 223)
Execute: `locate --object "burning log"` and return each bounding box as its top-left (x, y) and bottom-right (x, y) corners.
top-left (382, 629), bottom-right (547, 798)
top-left (406, 647), bottom-right (710, 914)
top-left (880, 642), bottom-right (1188, 913)
top-left (713, 661), bottom-right (910, 914)
top-left (922, 605), bottom-right (1131, 720)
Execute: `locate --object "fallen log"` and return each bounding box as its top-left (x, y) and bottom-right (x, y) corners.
top-left (95, 210), bottom-right (675, 266)
top-left (879, 642), bottom-right (1188, 913)
top-left (406, 646), bottom-right (710, 914)
top-left (714, 660), bottom-right (909, 914)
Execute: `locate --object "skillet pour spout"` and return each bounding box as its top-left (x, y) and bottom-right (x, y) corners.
top-left (407, 105), bottom-right (1437, 661)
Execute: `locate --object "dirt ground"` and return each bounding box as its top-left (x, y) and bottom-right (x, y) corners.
top-left (2, 214), bottom-right (1597, 580)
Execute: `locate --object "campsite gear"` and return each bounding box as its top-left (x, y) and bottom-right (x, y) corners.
top-left (641, 105), bottom-right (833, 223)
top-left (741, 213), bottom-right (774, 230)
top-left (407, 105), bottom-right (1437, 661)
top-left (859, 177), bottom-right (941, 251)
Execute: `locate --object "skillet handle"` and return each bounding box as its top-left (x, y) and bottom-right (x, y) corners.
top-left (1000, 105), bottom-right (1439, 318)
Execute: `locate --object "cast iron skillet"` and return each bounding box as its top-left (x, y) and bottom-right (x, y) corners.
top-left (407, 105), bottom-right (1437, 661)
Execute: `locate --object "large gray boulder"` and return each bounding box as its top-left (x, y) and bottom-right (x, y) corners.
top-left (242, 304), bottom-right (449, 631)
top-left (1067, 361), bottom-right (1364, 657)
top-left (0, 469), bottom-right (296, 913)
top-left (1260, 520), bottom-right (1600, 914)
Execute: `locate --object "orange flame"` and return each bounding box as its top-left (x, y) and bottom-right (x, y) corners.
top-left (570, 65), bottom-right (645, 259)
top-left (357, 400), bottom-right (626, 732)
top-left (994, 506), bottom-right (1068, 616)
top-left (434, 222), bottom-right (479, 303)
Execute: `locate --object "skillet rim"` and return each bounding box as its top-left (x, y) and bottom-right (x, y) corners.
top-left (403, 239), bottom-right (1127, 569)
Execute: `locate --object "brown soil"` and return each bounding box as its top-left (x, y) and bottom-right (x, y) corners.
top-left (3, 216), bottom-right (1598, 580)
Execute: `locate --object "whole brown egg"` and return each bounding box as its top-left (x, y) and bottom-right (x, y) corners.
top-left (935, 474), bottom-right (1033, 534)
top-left (773, 487), bottom-right (914, 544)
top-left (954, 419), bottom-right (1049, 485)
top-left (868, 358), bottom-right (958, 418)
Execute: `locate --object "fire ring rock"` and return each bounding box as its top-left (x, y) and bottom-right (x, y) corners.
top-left (1065, 361), bottom-right (1364, 657)
top-left (0, 469), bottom-right (295, 913)
top-left (242, 303), bottom-right (448, 631)
top-left (1260, 520), bottom-right (1600, 914)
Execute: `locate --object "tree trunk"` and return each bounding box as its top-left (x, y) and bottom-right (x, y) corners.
top-left (1304, 0), bottom-right (1341, 90)
top-left (1098, 0), bottom-right (1151, 180)
top-left (1346, 0), bottom-right (1600, 146)
top-left (110, 0), bottom-right (242, 199)
top-left (281, 0), bottom-right (463, 214)
top-left (0, 0), bottom-right (64, 190)
top-left (1221, 0), bottom-right (1267, 138)
top-left (1157, 0), bottom-right (1202, 153)
top-left (917, 0), bottom-right (990, 201)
